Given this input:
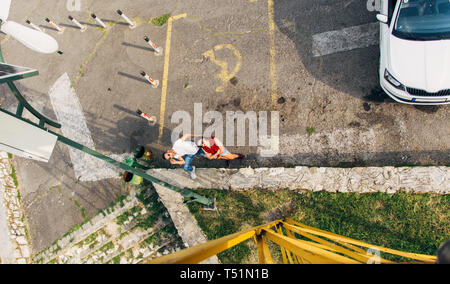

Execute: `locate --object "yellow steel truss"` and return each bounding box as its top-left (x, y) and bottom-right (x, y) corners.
top-left (147, 219), bottom-right (436, 264)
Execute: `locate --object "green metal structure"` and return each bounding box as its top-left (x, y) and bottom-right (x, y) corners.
top-left (0, 47), bottom-right (213, 207)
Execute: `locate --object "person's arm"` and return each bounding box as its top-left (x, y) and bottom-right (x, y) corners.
top-left (170, 156), bottom-right (185, 165)
top-left (201, 149), bottom-right (215, 160)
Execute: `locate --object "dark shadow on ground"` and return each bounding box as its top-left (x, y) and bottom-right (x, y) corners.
top-left (117, 71), bottom-right (148, 84)
top-left (273, 0), bottom-right (384, 102)
top-left (122, 42), bottom-right (154, 52)
top-left (38, 25), bottom-right (59, 32)
top-left (60, 23), bottom-right (83, 30)
top-left (102, 19), bottom-right (130, 26)
top-left (78, 21), bottom-right (103, 28)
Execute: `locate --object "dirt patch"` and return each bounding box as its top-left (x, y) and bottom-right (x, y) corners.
top-left (414, 105), bottom-right (440, 114)
top-left (264, 200), bottom-right (298, 222)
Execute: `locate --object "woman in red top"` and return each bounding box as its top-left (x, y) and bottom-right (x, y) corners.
top-left (197, 136), bottom-right (245, 160)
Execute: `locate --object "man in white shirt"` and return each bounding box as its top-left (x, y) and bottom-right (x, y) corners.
top-left (163, 134), bottom-right (202, 179)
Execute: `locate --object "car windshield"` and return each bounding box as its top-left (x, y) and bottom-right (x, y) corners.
top-left (393, 0), bottom-right (450, 40)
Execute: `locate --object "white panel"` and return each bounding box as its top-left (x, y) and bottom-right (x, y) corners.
top-left (0, 0), bottom-right (12, 21)
top-left (0, 21), bottom-right (58, 54)
top-left (0, 111), bottom-right (57, 162)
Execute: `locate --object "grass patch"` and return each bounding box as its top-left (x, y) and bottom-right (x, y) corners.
top-left (8, 161), bottom-right (19, 187)
top-left (151, 14), bottom-right (171, 26)
top-left (84, 232), bottom-right (98, 245)
top-left (187, 189), bottom-right (449, 264)
top-left (143, 232), bottom-right (161, 247)
top-left (306, 126), bottom-right (315, 136)
top-left (116, 193), bottom-right (127, 207)
top-left (116, 211), bottom-right (131, 226)
top-left (100, 242), bottom-right (114, 252)
top-left (112, 252), bottom-right (124, 264)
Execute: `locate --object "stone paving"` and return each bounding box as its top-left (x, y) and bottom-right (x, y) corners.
top-left (147, 166), bottom-right (450, 194)
top-left (0, 152), bottom-right (218, 264)
top-left (32, 183), bottom-right (187, 264)
top-left (0, 151), bottom-right (32, 264)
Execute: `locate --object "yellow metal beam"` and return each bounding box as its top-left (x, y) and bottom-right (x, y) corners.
top-left (283, 226), bottom-right (301, 264)
top-left (282, 222), bottom-right (393, 264)
top-left (147, 220), bottom-right (282, 264)
top-left (148, 218), bottom-right (436, 264)
top-left (262, 228), bottom-right (361, 264)
top-left (285, 219), bottom-right (436, 263)
top-left (256, 234), bottom-right (274, 264)
top-left (285, 219), bottom-right (369, 254)
top-left (276, 225), bottom-right (288, 264)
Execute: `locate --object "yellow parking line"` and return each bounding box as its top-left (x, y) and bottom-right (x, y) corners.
top-left (268, 0), bottom-right (278, 110)
top-left (158, 13), bottom-right (187, 143)
top-left (72, 27), bottom-right (112, 87)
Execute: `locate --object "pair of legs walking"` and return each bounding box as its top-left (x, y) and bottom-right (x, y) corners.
top-left (181, 149), bottom-right (203, 179)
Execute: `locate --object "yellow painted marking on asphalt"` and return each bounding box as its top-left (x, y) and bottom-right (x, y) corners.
top-left (202, 44), bottom-right (242, 93)
top-left (268, 0), bottom-right (278, 110)
top-left (189, 15), bottom-right (213, 33)
top-left (158, 13), bottom-right (187, 143)
top-left (72, 25), bottom-right (114, 87)
top-left (211, 29), bottom-right (266, 37)
top-left (1, 0), bottom-right (42, 45)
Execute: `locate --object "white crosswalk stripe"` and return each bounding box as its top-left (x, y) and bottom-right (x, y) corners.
top-left (312, 22), bottom-right (379, 57)
top-left (49, 73), bottom-right (129, 182)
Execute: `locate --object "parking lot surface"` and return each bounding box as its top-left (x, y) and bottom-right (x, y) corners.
top-left (0, 0), bottom-right (448, 252)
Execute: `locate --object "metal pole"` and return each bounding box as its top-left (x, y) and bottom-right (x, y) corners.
top-left (117, 10), bottom-right (136, 28)
top-left (91, 14), bottom-right (106, 29)
top-left (68, 16), bottom-right (87, 32)
top-left (26, 20), bottom-right (44, 32)
top-left (45, 18), bottom-right (64, 33)
top-left (6, 81), bottom-right (61, 129)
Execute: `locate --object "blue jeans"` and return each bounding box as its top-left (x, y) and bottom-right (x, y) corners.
top-left (182, 149), bottom-right (202, 173)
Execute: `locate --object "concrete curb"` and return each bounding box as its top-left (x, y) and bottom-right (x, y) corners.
top-left (147, 166), bottom-right (449, 194)
top-left (0, 151), bottom-right (32, 264)
top-left (152, 182), bottom-right (219, 264)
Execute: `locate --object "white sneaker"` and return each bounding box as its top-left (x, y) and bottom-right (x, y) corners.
top-left (190, 166), bottom-right (197, 180)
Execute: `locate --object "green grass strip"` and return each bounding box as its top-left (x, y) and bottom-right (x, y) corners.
top-left (150, 14), bottom-right (171, 26)
top-left (187, 189), bottom-right (449, 264)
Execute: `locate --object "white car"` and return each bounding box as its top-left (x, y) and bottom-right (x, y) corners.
top-left (377, 0), bottom-right (450, 104)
